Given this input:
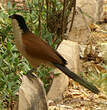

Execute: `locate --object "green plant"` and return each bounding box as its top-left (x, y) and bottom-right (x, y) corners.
top-left (37, 65), bottom-right (54, 92)
top-left (0, 0), bottom-right (62, 108)
top-left (0, 2), bottom-right (30, 109)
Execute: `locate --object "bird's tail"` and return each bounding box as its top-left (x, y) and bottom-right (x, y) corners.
top-left (53, 63), bottom-right (100, 94)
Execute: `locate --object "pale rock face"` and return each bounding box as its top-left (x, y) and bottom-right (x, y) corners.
top-left (47, 40), bottom-right (79, 101)
top-left (67, 0), bottom-right (104, 44)
top-left (96, 0), bottom-right (104, 21)
top-left (67, 0), bottom-right (96, 29)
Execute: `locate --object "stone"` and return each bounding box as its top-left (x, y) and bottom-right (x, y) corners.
top-left (47, 40), bottom-right (80, 101)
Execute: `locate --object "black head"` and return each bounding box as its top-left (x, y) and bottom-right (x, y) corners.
top-left (9, 14), bottom-right (29, 32)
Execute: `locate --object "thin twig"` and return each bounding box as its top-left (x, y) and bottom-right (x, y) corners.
top-left (46, 0), bottom-right (49, 28)
top-left (69, 0), bottom-right (76, 32)
top-left (38, 0), bottom-right (42, 38)
top-left (96, 30), bottom-right (107, 34)
top-left (77, 6), bottom-right (96, 44)
top-left (77, 6), bottom-right (91, 33)
top-left (61, 0), bottom-right (66, 40)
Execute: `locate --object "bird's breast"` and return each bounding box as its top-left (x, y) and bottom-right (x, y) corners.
top-left (12, 19), bottom-right (55, 68)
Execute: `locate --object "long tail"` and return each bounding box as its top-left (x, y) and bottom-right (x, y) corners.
top-left (53, 63), bottom-right (100, 94)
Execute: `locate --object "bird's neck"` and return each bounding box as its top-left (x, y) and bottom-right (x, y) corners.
top-left (18, 20), bottom-right (29, 33)
top-left (12, 19), bottom-right (29, 33)
top-left (12, 19), bottom-right (25, 52)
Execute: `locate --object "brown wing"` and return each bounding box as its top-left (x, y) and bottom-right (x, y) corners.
top-left (22, 31), bottom-right (67, 65)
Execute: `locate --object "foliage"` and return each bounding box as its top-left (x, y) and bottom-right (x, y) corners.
top-left (0, 6), bottom-right (31, 108)
top-left (37, 65), bottom-right (60, 93)
top-left (37, 65), bottom-right (54, 93)
top-left (1, 0), bottom-right (106, 109)
top-left (0, 0), bottom-right (64, 108)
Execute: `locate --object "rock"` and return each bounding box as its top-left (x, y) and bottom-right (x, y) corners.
top-left (67, 0), bottom-right (104, 44)
top-left (47, 40), bottom-right (80, 101)
top-left (17, 73), bottom-right (48, 110)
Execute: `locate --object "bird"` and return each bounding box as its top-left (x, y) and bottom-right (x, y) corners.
top-left (9, 14), bottom-right (100, 94)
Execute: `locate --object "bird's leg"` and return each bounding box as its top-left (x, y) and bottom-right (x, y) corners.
top-left (26, 68), bottom-right (37, 82)
top-left (26, 68), bottom-right (35, 75)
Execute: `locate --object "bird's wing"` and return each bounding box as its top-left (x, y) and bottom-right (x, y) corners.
top-left (22, 31), bottom-right (67, 65)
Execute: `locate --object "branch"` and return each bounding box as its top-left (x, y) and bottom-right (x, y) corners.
top-left (38, 0), bottom-right (42, 38)
top-left (61, 0), bottom-right (66, 40)
top-left (69, 0), bottom-right (76, 32)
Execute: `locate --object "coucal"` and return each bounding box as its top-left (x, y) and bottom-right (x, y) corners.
top-left (9, 14), bottom-right (99, 94)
